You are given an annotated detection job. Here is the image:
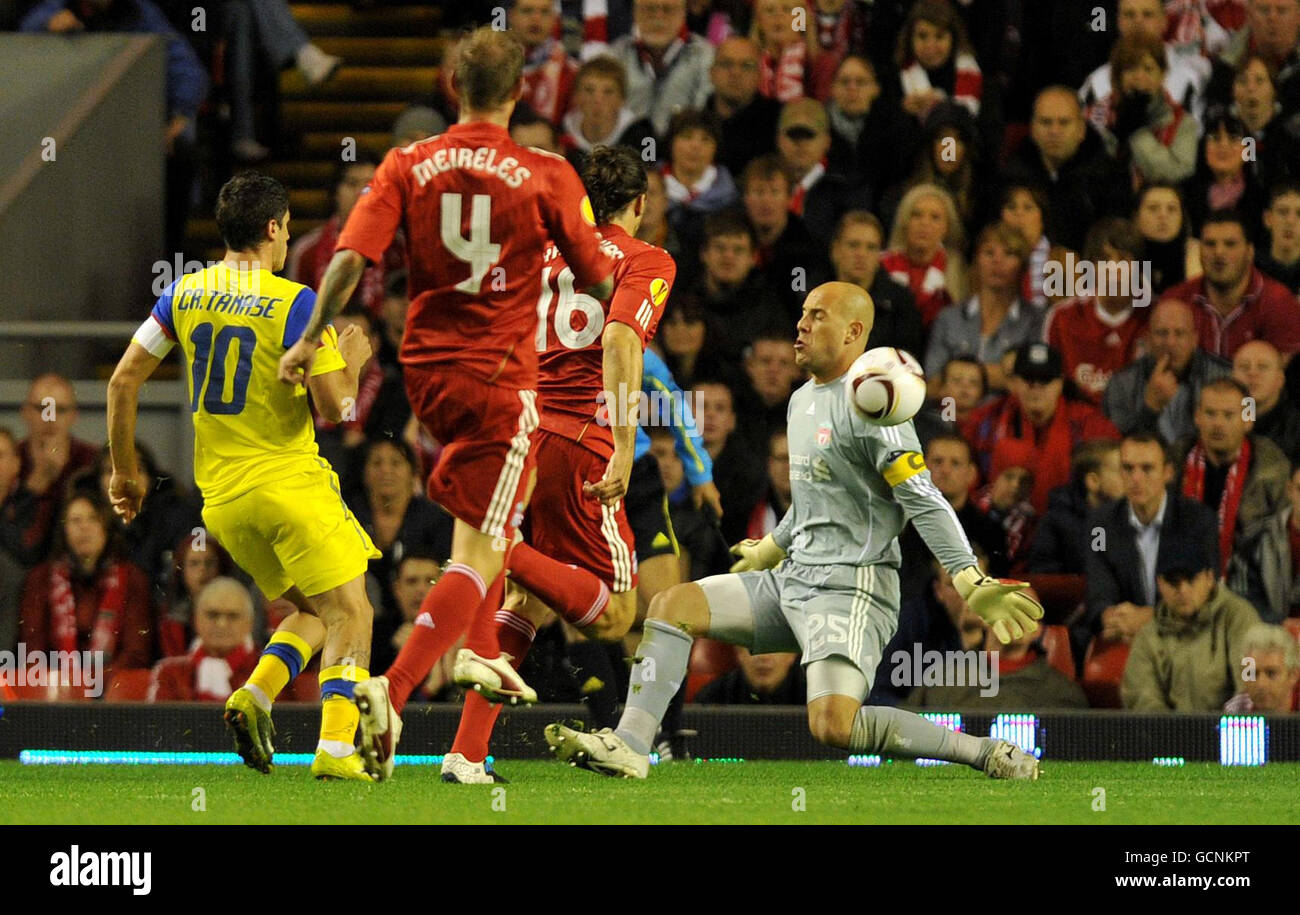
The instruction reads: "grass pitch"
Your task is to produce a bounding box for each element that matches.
[2,759,1298,824]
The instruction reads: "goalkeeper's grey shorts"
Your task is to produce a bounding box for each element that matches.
[698,559,899,700]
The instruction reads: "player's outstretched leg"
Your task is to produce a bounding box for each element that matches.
[545,581,702,778]
[224,599,324,773]
[304,575,375,782]
[808,689,1038,780]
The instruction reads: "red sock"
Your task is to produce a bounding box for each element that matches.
[450,609,537,762]
[507,542,610,627]
[463,570,505,657]
[385,563,486,716]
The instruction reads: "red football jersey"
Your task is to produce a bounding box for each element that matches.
[338,121,613,388]
[536,224,676,459]
[1042,296,1149,404]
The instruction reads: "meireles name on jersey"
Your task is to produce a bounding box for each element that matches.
[0,644,103,698]
[890,644,999,697]
[1042,253,1153,308]
[49,847,151,895]
[595,383,704,431]
[411,146,531,188]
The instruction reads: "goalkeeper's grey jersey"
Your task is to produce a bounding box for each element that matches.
[771,373,977,574]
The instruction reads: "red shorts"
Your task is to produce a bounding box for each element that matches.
[404,366,539,540]
[527,430,637,592]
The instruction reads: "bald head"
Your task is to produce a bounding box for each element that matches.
[194,576,254,657]
[1234,339,1286,412]
[795,282,875,381]
[1031,86,1087,169]
[1148,297,1199,372]
[22,373,78,441]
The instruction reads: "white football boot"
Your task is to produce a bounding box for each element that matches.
[440,752,508,784]
[354,676,403,782]
[981,740,1040,780]
[544,724,649,779]
[453,649,538,705]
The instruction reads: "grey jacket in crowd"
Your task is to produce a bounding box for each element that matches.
[1229,504,1300,624]
[1102,350,1231,443]
[608,33,715,138]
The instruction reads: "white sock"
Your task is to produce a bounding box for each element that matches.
[317,739,354,759]
[241,683,271,713]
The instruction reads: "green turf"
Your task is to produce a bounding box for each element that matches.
[2,759,1299,824]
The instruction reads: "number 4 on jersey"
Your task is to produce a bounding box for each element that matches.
[441,192,501,295]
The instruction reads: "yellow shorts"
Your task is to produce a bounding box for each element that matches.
[202,462,380,600]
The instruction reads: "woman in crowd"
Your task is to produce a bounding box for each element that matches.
[881,100,990,237]
[19,492,152,672]
[825,53,917,205]
[881,183,968,329]
[751,0,835,102]
[1134,183,1202,294]
[157,529,234,658]
[1185,111,1267,237]
[893,0,982,124]
[1231,54,1300,189]
[998,183,1073,312]
[655,297,725,391]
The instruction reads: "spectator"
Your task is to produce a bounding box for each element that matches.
[607,0,715,138]
[157,528,232,658]
[1004,86,1128,252]
[351,438,453,617]
[92,443,200,608]
[694,646,807,704]
[1232,53,1300,190]
[999,183,1073,312]
[925,222,1040,391]
[390,105,447,149]
[1080,0,1210,131]
[1234,340,1300,462]
[893,0,982,123]
[635,170,687,274]
[511,0,578,125]
[1224,623,1300,711]
[1103,298,1232,442]
[828,210,924,359]
[881,100,989,237]
[693,380,766,543]
[647,427,729,581]
[1176,377,1289,576]
[509,108,562,153]
[18,374,98,563]
[1041,217,1153,405]
[919,355,988,441]
[1205,0,1300,119]
[775,97,872,244]
[1259,180,1300,292]
[0,426,37,652]
[1163,209,1300,361]
[1231,465,1300,621]
[560,55,655,171]
[148,577,259,701]
[1164,0,1243,60]
[370,550,445,677]
[1122,548,1260,711]
[662,109,738,246]
[1134,183,1202,295]
[1097,32,1199,191]
[751,0,836,103]
[687,211,789,363]
[286,159,405,320]
[908,601,1088,710]
[963,342,1120,514]
[20,0,210,252]
[655,297,723,390]
[971,439,1038,567]
[741,333,802,441]
[705,36,783,178]
[739,155,828,318]
[1028,439,1125,576]
[881,183,968,329]
[917,434,1009,572]
[1184,113,1267,236]
[1081,433,1220,658]
[19,492,152,671]
[825,54,916,202]
[744,429,793,539]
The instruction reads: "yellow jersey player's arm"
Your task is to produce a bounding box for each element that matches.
[107,340,165,523]
[305,324,363,424]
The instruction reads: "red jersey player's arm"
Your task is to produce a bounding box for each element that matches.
[540,158,614,299]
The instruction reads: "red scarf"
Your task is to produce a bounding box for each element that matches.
[789,159,826,217]
[190,638,258,702]
[759,40,808,102]
[49,559,127,658]
[1182,439,1251,575]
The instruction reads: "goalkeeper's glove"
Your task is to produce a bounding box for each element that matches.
[952,566,1044,644]
[729,534,786,573]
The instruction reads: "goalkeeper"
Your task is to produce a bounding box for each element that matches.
[546,282,1043,780]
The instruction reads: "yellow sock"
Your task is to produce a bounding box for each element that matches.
[247,631,313,702]
[318,664,369,749]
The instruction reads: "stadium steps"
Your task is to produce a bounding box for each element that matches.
[184,1,446,258]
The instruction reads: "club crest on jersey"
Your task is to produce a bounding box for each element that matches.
[580,196,596,226]
[817,424,832,447]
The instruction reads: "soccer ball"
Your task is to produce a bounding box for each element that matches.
[846,347,926,425]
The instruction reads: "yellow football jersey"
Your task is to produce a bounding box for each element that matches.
[133,263,345,506]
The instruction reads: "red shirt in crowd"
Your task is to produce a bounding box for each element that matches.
[339,121,612,389]
[1161,268,1300,361]
[522,40,577,125]
[19,559,152,669]
[537,223,675,459]
[1042,296,1149,404]
[285,215,406,320]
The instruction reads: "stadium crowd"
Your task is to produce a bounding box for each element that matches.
[3,0,1300,717]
